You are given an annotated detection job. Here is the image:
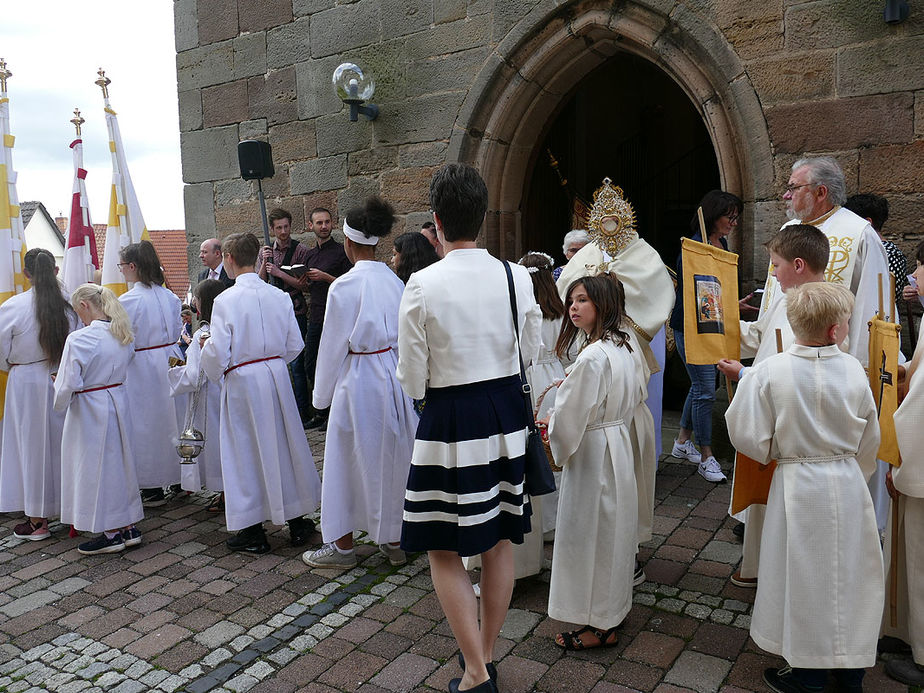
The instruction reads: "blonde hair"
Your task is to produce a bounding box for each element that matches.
[71,284,135,345]
[786,283,854,341]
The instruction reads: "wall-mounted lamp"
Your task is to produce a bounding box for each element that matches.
[332,62,379,122]
[884,0,910,23]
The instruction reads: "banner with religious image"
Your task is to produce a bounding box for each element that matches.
[869,315,901,467]
[681,238,740,365]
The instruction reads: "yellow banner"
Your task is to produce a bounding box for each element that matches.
[869,316,901,466]
[681,237,740,365]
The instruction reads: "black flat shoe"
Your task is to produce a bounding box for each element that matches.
[456,654,497,683]
[287,516,316,547]
[449,677,497,693]
[226,524,270,554]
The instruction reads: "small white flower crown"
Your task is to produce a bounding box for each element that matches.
[520,251,555,273]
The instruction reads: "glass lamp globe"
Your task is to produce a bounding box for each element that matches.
[332,63,375,102]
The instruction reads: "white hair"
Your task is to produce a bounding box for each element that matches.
[562,229,591,253]
[793,156,847,206]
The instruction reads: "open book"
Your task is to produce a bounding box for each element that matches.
[281,264,309,277]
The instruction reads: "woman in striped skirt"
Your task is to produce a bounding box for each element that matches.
[397,164,542,693]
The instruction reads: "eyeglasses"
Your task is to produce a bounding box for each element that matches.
[784,183,812,194]
[116,262,131,268]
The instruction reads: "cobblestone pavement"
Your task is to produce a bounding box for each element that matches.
[0,413,911,693]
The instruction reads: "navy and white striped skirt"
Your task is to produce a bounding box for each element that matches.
[400,374,533,557]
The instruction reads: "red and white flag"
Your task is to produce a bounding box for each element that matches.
[59,137,98,294]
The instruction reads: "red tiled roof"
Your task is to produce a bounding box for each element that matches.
[90,223,188,300]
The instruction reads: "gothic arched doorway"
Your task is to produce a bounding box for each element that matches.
[522,53,720,266]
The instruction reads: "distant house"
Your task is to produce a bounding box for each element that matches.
[21,201,65,267]
[88,224,190,301]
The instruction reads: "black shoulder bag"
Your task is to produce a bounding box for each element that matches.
[503,261,556,497]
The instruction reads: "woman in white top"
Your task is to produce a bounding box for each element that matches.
[397,164,541,693]
[0,249,78,540]
[302,197,417,569]
[118,241,182,506]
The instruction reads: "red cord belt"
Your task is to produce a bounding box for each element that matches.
[348,346,392,355]
[224,355,282,376]
[75,383,122,395]
[135,342,173,352]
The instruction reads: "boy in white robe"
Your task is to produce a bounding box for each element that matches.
[717,225,829,589]
[726,282,883,693]
[882,241,924,686]
[201,233,321,554]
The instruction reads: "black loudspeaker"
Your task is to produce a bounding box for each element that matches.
[238,140,275,180]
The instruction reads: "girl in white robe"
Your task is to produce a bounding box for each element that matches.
[168,279,226,495]
[0,249,78,540]
[118,241,182,501]
[303,198,417,569]
[547,274,646,650]
[200,233,321,553]
[54,284,143,555]
[725,282,882,692]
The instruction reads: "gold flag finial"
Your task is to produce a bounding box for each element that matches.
[95,68,110,99]
[0,58,11,93]
[71,108,85,136]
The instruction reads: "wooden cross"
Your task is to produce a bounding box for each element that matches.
[878,349,893,414]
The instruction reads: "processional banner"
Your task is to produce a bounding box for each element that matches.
[869,315,901,467]
[681,238,740,365]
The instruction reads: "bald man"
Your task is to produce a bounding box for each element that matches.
[198,238,234,287]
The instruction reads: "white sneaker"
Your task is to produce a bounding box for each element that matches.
[698,456,727,483]
[672,438,702,463]
[378,543,407,566]
[302,542,357,568]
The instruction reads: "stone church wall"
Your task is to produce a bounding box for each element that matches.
[175,0,924,284]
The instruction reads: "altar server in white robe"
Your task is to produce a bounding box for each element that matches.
[555,179,673,562]
[717,225,829,589]
[759,156,894,532]
[548,274,647,651]
[0,249,78,540]
[55,284,144,555]
[201,232,320,554]
[117,241,182,505]
[726,282,882,693]
[302,198,416,570]
[168,279,226,494]
[882,241,924,687]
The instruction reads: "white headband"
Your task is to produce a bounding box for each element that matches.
[342,218,379,246]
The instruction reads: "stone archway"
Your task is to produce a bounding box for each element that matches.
[448,0,773,277]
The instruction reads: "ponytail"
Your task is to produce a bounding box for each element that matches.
[71,284,134,345]
[24,248,74,366]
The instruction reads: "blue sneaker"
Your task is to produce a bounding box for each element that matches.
[78,533,125,555]
[122,527,142,548]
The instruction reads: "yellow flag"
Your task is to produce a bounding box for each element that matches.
[869,315,901,466]
[681,237,740,365]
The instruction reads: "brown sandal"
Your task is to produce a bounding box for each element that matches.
[555,625,619,650]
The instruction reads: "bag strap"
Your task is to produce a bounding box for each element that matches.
[503,261,537,430]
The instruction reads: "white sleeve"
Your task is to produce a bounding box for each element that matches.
[53,337,82,412]
[201,302,232,383]
[724,365,775,464]
[548,349,606,465]
[312,282,352,410]
[396,277,429,400]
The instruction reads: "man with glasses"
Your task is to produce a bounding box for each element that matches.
[757,155,893,535]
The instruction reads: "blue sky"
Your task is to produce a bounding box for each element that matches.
[3,2,183,228]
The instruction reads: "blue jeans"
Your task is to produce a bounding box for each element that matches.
[674,329,715,448]
[288,313,310,417]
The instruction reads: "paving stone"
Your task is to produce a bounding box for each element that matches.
[195,621,245,648]
[369,652,437,691]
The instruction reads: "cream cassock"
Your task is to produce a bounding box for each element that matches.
[53,320,143,532]
[730,294,794,580]
[313,261,416,545]
[548,338,647,629]
[200,272,320,531]
[726,344,883,668]
[119,283,182,488]
[884,319,924,663]
[168,325,223,493]
[0,289,78,517]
